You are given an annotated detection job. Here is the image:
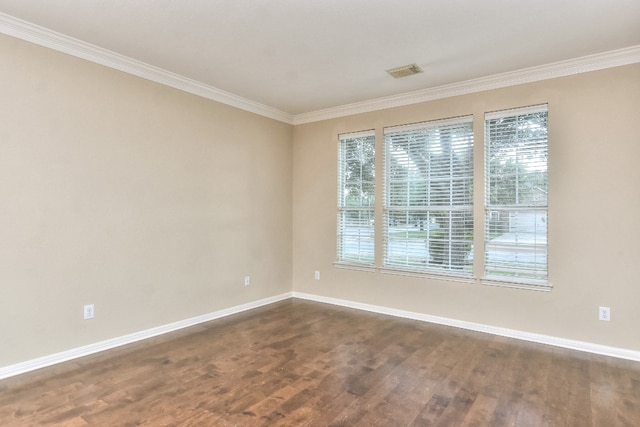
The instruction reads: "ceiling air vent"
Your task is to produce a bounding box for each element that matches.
[386,63,423,79]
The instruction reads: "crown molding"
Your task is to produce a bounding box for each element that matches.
[292,45,640,125]
[0,12,294,124]
[2,12,639,127]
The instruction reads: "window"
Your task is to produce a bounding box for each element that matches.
[336,105,549,290]
[384,117,474,275]
[337,130,375,265]
[485,105,548,285]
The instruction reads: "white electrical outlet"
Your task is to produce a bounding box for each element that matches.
[244,276,251,286]
[599,306,610,321]
[314,270,320,280]
[83,304,95,320]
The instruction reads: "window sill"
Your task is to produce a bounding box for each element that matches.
[332,263,552,292]
[333,262,377,273]
[379,266,475,284]
[481,276,552,292]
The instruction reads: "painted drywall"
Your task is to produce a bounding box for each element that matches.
[0,34,293,366]
[2,27,639,370]
[292,63,640,352]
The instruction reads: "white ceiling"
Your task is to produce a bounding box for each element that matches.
[1,0,640,119]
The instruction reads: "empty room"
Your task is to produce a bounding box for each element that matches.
[1,1,640,425]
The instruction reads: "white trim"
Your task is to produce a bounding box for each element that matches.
[378,267,476,284]
[0,293,292,380]
[481,278,552,292]
[485,103,548,120]
[2,12,639,126]
[293,45,640,125]
[333,262,377,273]
[384,114,474,134]
[3,291,639,380]
[0,12,293,125]
[292,292,640,362]
[338,129,376,141]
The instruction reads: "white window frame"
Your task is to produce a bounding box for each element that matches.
[484,104,549,289]
[336,130,376,266]
[383,116,474,277]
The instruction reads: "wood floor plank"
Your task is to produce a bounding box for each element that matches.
[460,393,498,426]
[1,299,640,426]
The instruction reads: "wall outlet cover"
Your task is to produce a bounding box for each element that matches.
[84,304,95,320]
[599,306,610,321]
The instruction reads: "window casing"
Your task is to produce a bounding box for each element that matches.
[484,105,548,285]
[383,117,474,276]
[337,130,375,265]
[336,106,550,290]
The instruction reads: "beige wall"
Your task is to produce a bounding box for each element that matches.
[292,63,640,351]
[0,34,293,366]
[2,29,640,369]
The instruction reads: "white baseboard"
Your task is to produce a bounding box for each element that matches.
[293,292,640,362]
[0,292,293,380]
[3,291,638,380]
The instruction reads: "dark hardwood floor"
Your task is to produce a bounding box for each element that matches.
[1,298,640,426]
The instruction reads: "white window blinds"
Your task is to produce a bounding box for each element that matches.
[485,105,548,284]
[337,130,375,265]
[384,116,474,275]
